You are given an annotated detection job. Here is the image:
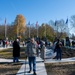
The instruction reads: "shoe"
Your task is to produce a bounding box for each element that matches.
[28,70,31,73]
[33,72,37,75]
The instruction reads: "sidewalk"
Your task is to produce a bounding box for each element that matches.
[16,57,75,75]
[16,57,47,75]
[0,57,75,75]
[45,57,75,63]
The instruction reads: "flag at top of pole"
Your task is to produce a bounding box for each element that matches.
[28,21,30,25]
[5,18,6,24]
[65,18,68,24]
[36,21,38,27]
[55,20,57,26]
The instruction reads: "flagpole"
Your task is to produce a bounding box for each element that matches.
[37,27,38,37]
[5,18,7,38]
[57,24,58,38]
[55,20,58,38]
[29,25,30,38]
[28,21,30,38]
[17,19,19,37]
[45,23,46,37]
[36,21,38,37]
[65,18,69,37]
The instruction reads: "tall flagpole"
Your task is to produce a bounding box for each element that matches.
[28,21,30,38]
[65,18,69,37]
[17,19,19,37]
[55,20,58,38]
[44,23,46,37]
[45,25,46,37]
[29,25,30,38]
[5,18,7,38]
[36,21,38,37]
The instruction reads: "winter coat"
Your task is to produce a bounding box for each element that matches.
[40,45,46,59]
[13,41,20,57]
[25,42,37,57]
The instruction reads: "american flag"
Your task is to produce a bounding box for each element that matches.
[28,21,30,25]
[55,20,58,26]
[36,21,38,27]
[65,18,68,24]
[5,18,6,24]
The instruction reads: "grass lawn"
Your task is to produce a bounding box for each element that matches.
[0,47,27,59]
[0,47,26,75]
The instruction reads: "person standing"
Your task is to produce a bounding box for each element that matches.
[40,41,46,61]
[25,37,37,75]
[55,39,62,60]
[13,38,20,62]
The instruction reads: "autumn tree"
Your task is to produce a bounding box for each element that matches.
[13,14,26,38]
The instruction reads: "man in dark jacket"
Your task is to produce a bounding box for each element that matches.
[55,39,62,60]
[13,39,20,62]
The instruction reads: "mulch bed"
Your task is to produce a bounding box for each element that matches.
[62,47,75,58]
[45,62,75,75]
[45,47,75,75]
[0,62,22,75]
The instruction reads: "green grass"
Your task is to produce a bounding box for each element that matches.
[0,47,27,59]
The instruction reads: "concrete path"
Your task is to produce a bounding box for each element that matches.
[0,57,75,75]
[16,57,47,75]
[45,57,75,63]
[0,46,12,51]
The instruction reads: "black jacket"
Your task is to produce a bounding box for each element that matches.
[13,41,20,57]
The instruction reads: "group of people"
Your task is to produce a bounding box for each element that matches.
[12,37,62,75]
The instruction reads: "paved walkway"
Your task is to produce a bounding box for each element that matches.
[16,57,47,75]
[0,57,75,75]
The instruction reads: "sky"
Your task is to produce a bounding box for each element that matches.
[0,0,75,34]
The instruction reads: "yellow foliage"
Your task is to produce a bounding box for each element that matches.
[13,14,26,36]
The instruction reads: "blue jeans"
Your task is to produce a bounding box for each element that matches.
[13,57,19,62]
[56,48,62,60]
[28,57,36,72]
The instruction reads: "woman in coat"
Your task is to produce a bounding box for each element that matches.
[13,39,20,62]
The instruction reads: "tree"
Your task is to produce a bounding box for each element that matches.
[70,15,75,34]
[49,19,68,38]
[13,14,26,38]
